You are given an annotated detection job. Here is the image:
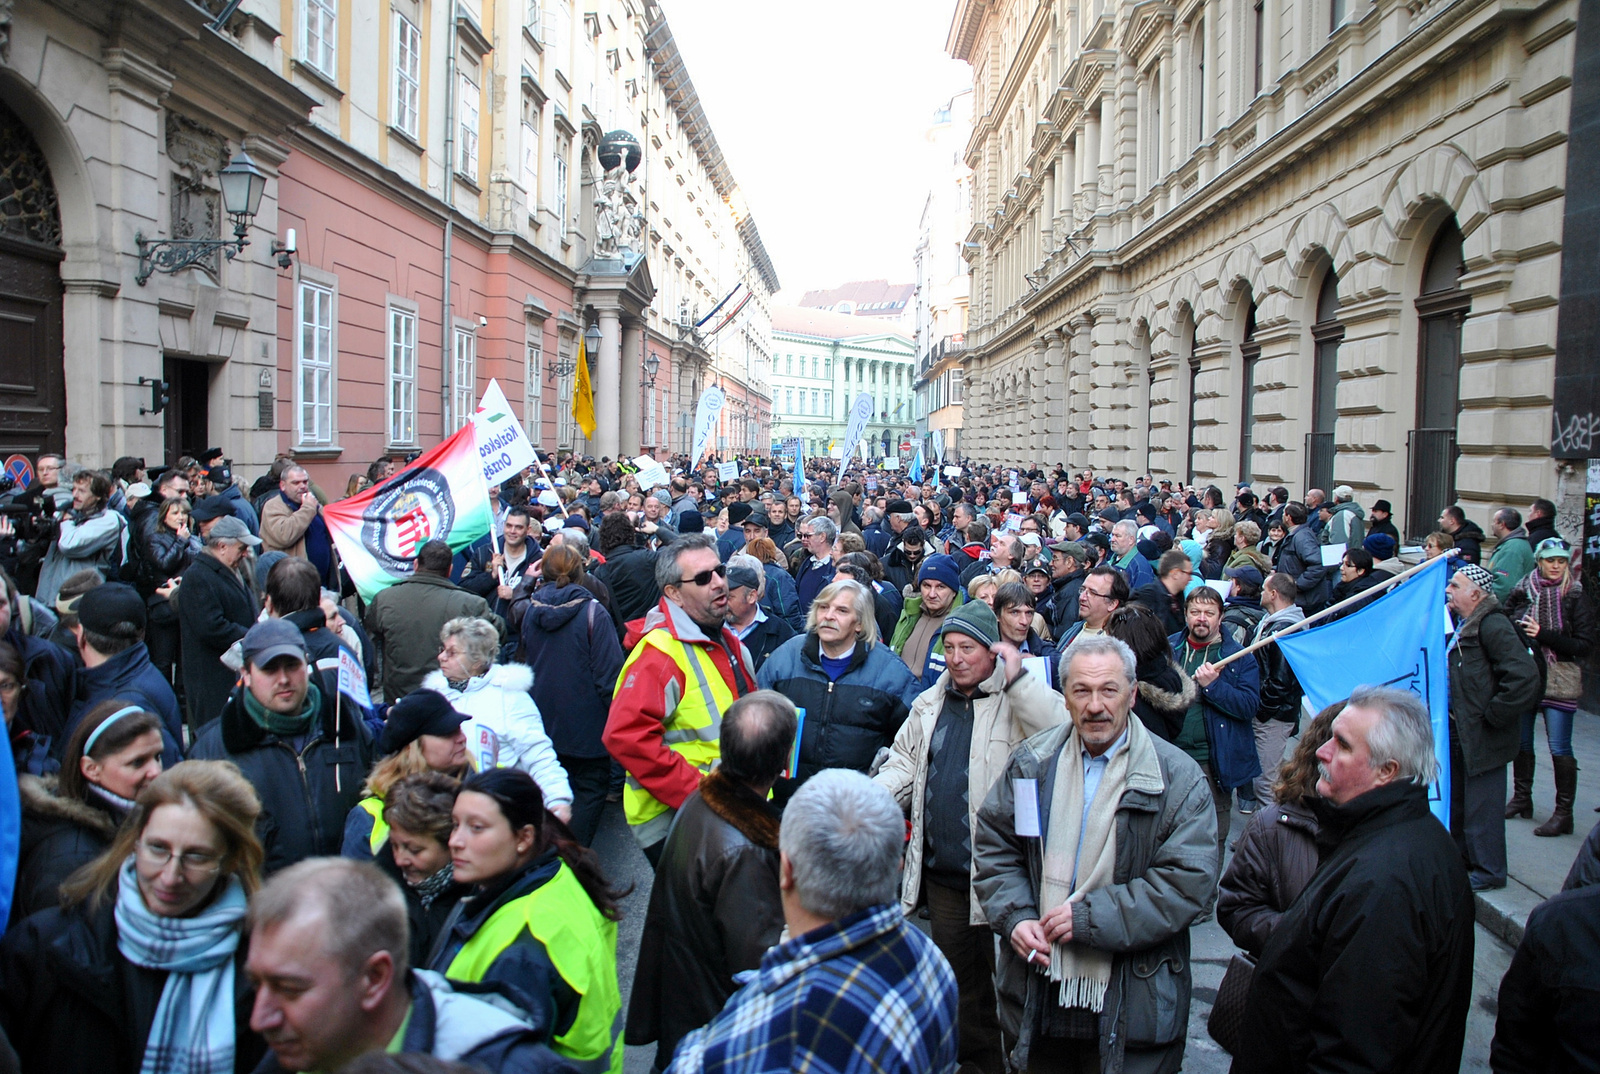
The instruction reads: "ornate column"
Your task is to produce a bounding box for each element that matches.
[620,317,641,457]
[1044,329,1068,461]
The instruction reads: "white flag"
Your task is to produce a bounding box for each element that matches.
[691,386,726,464]
[473,379,537,486]
[843,392,874,460]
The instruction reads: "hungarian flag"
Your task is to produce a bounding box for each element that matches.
[573,336,596,441]
[324,424,493,601]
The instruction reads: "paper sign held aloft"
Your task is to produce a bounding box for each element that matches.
[1320,542,1347,567]
[634,455,669,489]
[473,379,538,486]
[881,457,900,470]
[337,648,371,709]
[1011,490,1027,505]
[716,461,739,483]
[1204,579,1233,600]
[944,465,962,477]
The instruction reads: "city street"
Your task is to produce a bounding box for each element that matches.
[593,794,1520,1074]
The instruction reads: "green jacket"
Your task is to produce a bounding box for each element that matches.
[889,590,966,684]
[1489,530,1536,602]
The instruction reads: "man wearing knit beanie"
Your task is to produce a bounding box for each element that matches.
[889,553,967,687]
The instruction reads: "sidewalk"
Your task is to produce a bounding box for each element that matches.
[1473,707,1600,947]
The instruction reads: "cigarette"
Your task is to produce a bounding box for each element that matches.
[1027,950,1042,965]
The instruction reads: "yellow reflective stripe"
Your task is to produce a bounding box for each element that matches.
[359,797,389,853]
[617,630,733,828]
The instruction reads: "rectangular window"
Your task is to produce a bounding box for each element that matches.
[785,389,793,413]
[785,355,793,375]
[644,385,657,447]
[296,280,335,446]
[458,70,480,177]
[303,0,337,78]
[553,137,569,232]
[387,306,417,445]
[525,332,543,446]
[393,13,421,138]
[812,357,819,378]
[521,120,540,212]
[453,327,476,429]
[824,357,832,379]
[823,390,832,415]
[950,368,964,404]
[556,335,576,447]
[526,0,541,30]
[811,390,819,415]
[1253,0,1265,96]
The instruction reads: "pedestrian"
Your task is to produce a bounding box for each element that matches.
[259,465,335,585]
[1503,537,1592,836]
[366,540,503,702]
[0,761,267,1074]
[875,603,1066,1074]
[1056,563,1128,648]
[1040,539,1089,639]
[463,505,540,622]
[1367,498,1400,544]
[1490,870,1600,1072]
[723,554,795,671]
[423,616,572,822]
[35,469,127,606]
[593,512,661,643]
[1276,502,1333,611]
[1250,572,1306,802]
[742,536,803,632]
[1487,507,1536,602]
[604,533,757,865]
[246,857,570,1074]
[516,542,624,844]
[430,768,625,1074]
[11,701,165,920]
[667,769,960,1074]
[888,553,966,686]
[63,582,183,754]
[972,635,1219,1074]
[342,688,470,859]
[1445,563,1543,889]
[758,579,920,802]
[1170,586,1261,839]
[1109,519,1155,590]
[993,581,1059,689]
[189,619,373,873]
[627,691,796,1069]
[1439,504,1485,564]
[134,495,198,681]
[1232,688,1474,1074]
[793,516,837,615]
[1132,548,1192,636]
[1321,485,1366,548]
[1104,604,1195,743]
[177,517,261,734]
[380,772,472,971]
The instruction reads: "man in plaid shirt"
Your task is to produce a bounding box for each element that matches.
[667,769,959,1074]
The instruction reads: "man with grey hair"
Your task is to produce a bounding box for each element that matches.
[260,465,335,588]
[1109,518,1155,590]
[605,533,758,865]
[1234,686,1475,1074]
[793,514,838,615]
[668,769,960,1074]
[974,634,1218,1073]
[247,857,570,1073]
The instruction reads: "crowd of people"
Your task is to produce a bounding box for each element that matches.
[0,445,1596,1073]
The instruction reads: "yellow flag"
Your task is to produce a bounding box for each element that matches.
[572,336,596,440]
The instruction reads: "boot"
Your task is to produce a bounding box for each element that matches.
[1534,756,1578,837]
[1505,751,1535,819]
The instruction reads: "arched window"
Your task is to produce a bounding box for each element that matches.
[1307,270,1342,493]
[1239,301,1259,482]
[1185,324,1200,484]
[1408,220,1467,538]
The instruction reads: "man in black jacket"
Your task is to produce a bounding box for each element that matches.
[592,512,660,642]
[625,691,795,1067]
[177,517,260,733]
[1234,686,1474,1074]
[1041,540,1089,639]
[1439,504,1485,564]
[1275,502,1332,611]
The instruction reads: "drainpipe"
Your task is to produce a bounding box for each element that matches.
[440,5,458,431]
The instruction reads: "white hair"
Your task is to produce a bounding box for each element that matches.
[1112,519,1139,541]
[779,769,903,920]
[1348,685,1438,785]
[805,516,838,544]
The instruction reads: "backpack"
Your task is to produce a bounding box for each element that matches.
[1222,603,1267,649]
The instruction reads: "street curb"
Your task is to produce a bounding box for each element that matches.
[1472,879,1543,949]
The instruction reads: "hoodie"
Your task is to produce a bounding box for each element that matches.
[1323,500,1366,548]
[518,583,625,759]
[423,664,573,807]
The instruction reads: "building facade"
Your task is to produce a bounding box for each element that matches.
[770,306,916,460]
[798,280,916,332]
[949,0,1577,537]
[912,89,974,462]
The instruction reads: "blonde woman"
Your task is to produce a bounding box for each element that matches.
[341,688,472,859]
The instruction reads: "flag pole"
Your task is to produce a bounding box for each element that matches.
[1211,551,1456,670]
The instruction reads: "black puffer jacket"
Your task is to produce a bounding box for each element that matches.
[1217,797,1320,958]
[1277,525,1332,610]
[1447,595,1543,776]
[1489,882,1600,1073]
[2,624,75,749]
[138,528,197,597]
[625,772,785,1063]
[1132,659,1196,743]
[1503,576,1595,702]
[1234,782,1474,1074]
[757,633,922,803]
[11,775,121,923]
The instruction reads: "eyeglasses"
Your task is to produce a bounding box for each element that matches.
[137,840,224,877]
[1082,588,1114,601]
[677,563,727,587]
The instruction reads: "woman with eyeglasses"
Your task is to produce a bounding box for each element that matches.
[12,700,165,922]
[0,760,267,1074]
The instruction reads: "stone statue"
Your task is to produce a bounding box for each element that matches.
[593,163,643,259]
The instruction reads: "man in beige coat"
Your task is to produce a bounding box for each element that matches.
[260,464,321,559]
[874,599,1067,1074]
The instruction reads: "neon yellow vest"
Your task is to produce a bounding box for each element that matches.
[358,797,390,854]
[616,629,733,831]
[445,862,622,1074]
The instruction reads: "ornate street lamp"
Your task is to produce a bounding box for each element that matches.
[641,352,661,389]
[136,149,270,285]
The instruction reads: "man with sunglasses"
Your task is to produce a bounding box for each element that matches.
[604,533,758,867]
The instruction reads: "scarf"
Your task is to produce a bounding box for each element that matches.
[1519,572,1578,666]
[88,782,138,816]
[412,864,456,910]
[241,680,321,736]
[1039,716,1160,1011]
[114,857,247,1074]
[281,490,335,584]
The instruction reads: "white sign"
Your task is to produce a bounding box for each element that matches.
[881,457,901,470]
[716,461,739,483]
[1012,778,1041,838]
[1011,490,1027,505]
[633,455,669,490]
[944,465,963,478]
[336,647,371,709]
[472,379,537,486]
[691,386,726,464]
[842,392,874,460]
[1320,542,1348,567]
[1203,578,1233,600]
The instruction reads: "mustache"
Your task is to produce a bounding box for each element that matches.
[1318,762,1332,784]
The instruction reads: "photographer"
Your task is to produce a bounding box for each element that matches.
[36,470,127,605]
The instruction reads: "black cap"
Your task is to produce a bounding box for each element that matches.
[1065,513,1088,529]
[1224,565,1264,587]
[727,502,753,526]
[77,583,146,634]
[743,510,771,530]
[205,464,232,485]
[190,495,228,522]
[201,447,225,464]
[886,499,913,514]
[1372,499,1393,514]
[380,689,468,754]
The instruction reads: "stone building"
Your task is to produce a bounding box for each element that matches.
[770,306,916,460]
[948,0,1577,537]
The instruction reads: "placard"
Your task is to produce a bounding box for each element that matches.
[1319,542,1347,567]
[633,454,669,490]
[944,465,962,478]
[1013,778,1041,838]
[865,477,879,491]
[1011,490,1027,505]
[881,457,900,470]
[716,461,739,483]
[1203,578,1233,600]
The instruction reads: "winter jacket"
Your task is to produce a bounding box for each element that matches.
[1488,528,1537,602]
[861,577,903,645]
[1134,581,1186,635]
[1504,577,1595,702]
[518,584,625,760]
[1115,547,1155,591]
[1216,797,1320,958]
[11,775,120,923]
[177,551,257,731]
[1169,630,1262,790]
[881,543,925,597]
[625,773,785,1062]
[1252,605,1305,724]
[2,624,75,749]
[375,849,469,972]
[67,642,183,752]
[1220,597,1267,649]
[1277,524,1332,610]
[189,682,373,874]
[1043,568,1086,639]
[259,490,320,559]
[0,884,265,1074]
[1451,518,1486,565]
[874,659,1067,924]
[212,482,260,536]
[1490,883,1600,1074]
[134,527,198,598]
[1233,782,1474,1074]
[830,490,860,536]
[1322,500,1366,548]
[507,568,613,637]
[1132,660,1197,743]
[423,665,572,805]
[972,721,1218,1074]
[1447,595,1542,776]
[1225,547,1274,575]
[366,572,503,701]
[759,633,921,802]
[757,561,804,632]
[794,554,836,615]
[593,542,660,643]
[36,508,127,605]
[733,610,794,672]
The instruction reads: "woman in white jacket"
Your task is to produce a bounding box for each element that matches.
[422,615,574,822]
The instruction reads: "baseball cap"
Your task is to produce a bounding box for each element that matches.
[726,565,762,591]
[1535,537,1572,560]
[380,689,468,754]
[743,510,771,530]
[205,464,232,485]
[1223,565,1264,587]
[77,583,147,634]
[240,619,308,668]
[208,515,261,546]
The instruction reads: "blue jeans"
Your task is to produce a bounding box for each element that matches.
[1519,705,1575,756]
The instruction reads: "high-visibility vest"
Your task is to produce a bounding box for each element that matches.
[357,796,389,854]
[445,862,622,1074]
[617,629,735,833]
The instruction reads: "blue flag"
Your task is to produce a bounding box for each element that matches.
[0,736,17,936]
[1275,555,1452,825]
[908,441,924,484]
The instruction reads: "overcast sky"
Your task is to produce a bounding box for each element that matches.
[656,0,971,302]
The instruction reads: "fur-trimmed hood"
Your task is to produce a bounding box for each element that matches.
[423,662,533,696]
[1138,661,1198,713]
[18,773,120,838]
[698,769,781,850]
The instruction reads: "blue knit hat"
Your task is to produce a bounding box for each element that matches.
[917,553,962,594]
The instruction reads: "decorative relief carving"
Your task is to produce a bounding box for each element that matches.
[166,113,227,276]
[0,98,62,249]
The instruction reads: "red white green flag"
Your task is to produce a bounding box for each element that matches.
[324,424,493,601]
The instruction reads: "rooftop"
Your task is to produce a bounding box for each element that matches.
[797,280,915,317]
[771,305,912,344]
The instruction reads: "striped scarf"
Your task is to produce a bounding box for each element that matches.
[114,858,246,1074]
[412,863,456,910]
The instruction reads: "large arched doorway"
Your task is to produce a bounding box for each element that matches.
[1406,220,1467,538]
[0,97,65,458]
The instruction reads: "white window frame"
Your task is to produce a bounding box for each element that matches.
[295,275,337,447]
[387,301,418,447]
[525,327,544,446]
[393,12,421,138]
[458,69,480,177]
[553,136,569,231]
[453,325,477,429]
[303,0,338,79]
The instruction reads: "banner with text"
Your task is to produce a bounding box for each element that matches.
[842,392,874,460]
[473,378,537,486]
[691,385,726,465]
